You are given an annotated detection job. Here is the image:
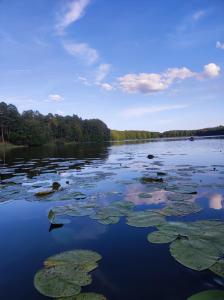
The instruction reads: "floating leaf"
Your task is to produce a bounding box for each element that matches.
[48,209,70,225]
[34,268,81,298]
[126,210,165,228]
[44,250,102,267]
[210,259,224,277]
[147,220,224,272]
[187,290,224,300]
[141,177,164,183]
[35,189,54,197]
[47,264,93,286]
[34,250,102,299]
[147,231,177,244]
[170,238,220,271]
[138,193,152,199]
[58,292,107,300]
[161,201,201,216]
[97,216,120,225]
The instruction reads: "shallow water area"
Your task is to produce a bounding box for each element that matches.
[0,138,224,300]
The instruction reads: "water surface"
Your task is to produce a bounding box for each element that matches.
[0,138,224,300]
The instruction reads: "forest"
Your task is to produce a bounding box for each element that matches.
[1,102,224,146]
[0,102,110,146]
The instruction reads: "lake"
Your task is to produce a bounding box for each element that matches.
[0,137,224,300]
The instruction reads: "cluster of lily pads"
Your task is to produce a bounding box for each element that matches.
[34,249,107,300]
[48,200,135,226]
[147,220,224,276]
[47,187,202,228]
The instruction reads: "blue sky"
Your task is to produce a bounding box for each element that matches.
[0,0,224,131]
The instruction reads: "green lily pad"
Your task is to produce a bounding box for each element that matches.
[147,231,177,243]
[35,189,54,197]
[48,264,95,286]
[58,292,107,300]
[187,290,224,300]
[34,268,81,298]
[34,250,102,298]
[210,259,224,277]
[141,177,164,183]
[161,201,201,216]
[44,250,102,267]
[48,209,70,225]
[97,216,120,225]
[148,220,224,271]
[170,238,220,271]
[138,193,152,199]
[126,210,165,228]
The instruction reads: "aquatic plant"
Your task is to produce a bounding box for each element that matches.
[147,220,224,272]
[34,250,106,299]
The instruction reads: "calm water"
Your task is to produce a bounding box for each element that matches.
[0,138,224,300]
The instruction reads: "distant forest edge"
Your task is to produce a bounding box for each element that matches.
[0,102,110,146]
[111,126,224,140]
[1,102,224,146]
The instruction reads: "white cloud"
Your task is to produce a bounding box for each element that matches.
[56,0,91,34]
[118,63,221,94]
[121,104,189,118]
[95,64,112,82]
[216,41,224,50]
[202,63,221,78]
[99,83,114,91]
[77,76,91,86]
[76,64,113,90]
[63,42,99,65]
[192,10,206,21]
[48,94,64,102]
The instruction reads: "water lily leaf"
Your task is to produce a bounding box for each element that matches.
[58,292,107,300]
[34,268,81,298]
[35,189,54,197]
[60,192,87,201]
[170,238,220,271]
[110,200,134,214]
[48,209,70,225]
[97,216,120,225]
[44,250,102,267]
[156,221,200,237]
[187,290,224,300]
[126,210,165,228]
[161,201,201,216]
[210,259,224,277]
[138,193,152,199]
[47,264,92,286]
[147,230,177,244]
[141,177,164,183]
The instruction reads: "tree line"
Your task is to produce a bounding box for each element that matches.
[0,102,110,146]
[1,102,224,146]
[111,127,224,140]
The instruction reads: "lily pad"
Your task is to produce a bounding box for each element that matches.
[34,250,102,298]
[141,177,164,183]
[147,220,224,271]
[187,290,224,300]
[126,210,165,228]
[161,201,201,216]
[35,189,54,197]
[210,259,224,277]
[58,292,107,300]
[48,209,70,225]
[170,238,220,271]
[147,231,177,244]
[44,250,102,267]
[34,268,81,298]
